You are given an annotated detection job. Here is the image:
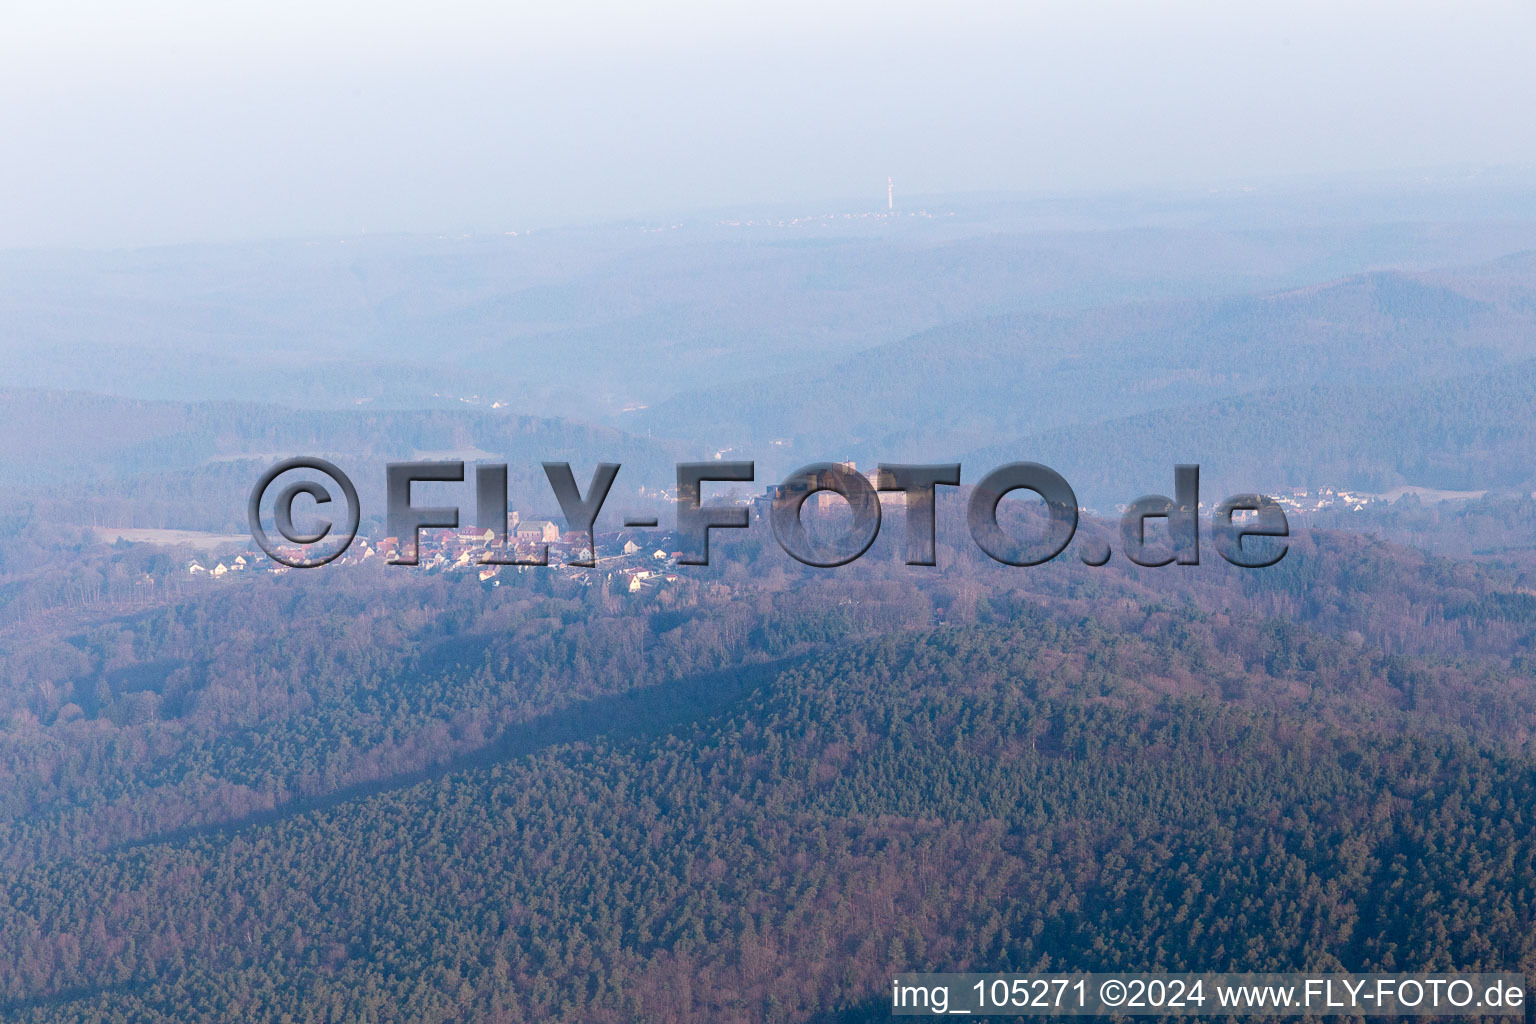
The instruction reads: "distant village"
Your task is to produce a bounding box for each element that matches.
[1271,486,1374,515]
[190,512,686,594]
[193,466,917,589]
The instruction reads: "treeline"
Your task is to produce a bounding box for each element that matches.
[1,522,1535,867]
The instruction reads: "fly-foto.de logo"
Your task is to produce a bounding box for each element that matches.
[248,459,1289,570]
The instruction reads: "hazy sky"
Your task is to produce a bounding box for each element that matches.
[5,0,1536,248]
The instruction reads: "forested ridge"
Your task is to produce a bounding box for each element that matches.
[2,623,1535,1021]
[2,524,1535,862]
[0,519,1533,1020]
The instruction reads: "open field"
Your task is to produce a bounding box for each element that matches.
[94,527,250,551]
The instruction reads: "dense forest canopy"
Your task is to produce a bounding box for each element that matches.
[0,511,1532,1020]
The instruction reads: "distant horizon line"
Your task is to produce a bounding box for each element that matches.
[6,160,1536,256]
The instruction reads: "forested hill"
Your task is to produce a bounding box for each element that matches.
[0,520,1534,1020]
[2,523,1534,870]
[967,352,1536,506]
[633,256,1536,469]
[0,388,681,532]
[0,388,681,481]
[4,618,1536,1022]
[8,213,1534,418]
